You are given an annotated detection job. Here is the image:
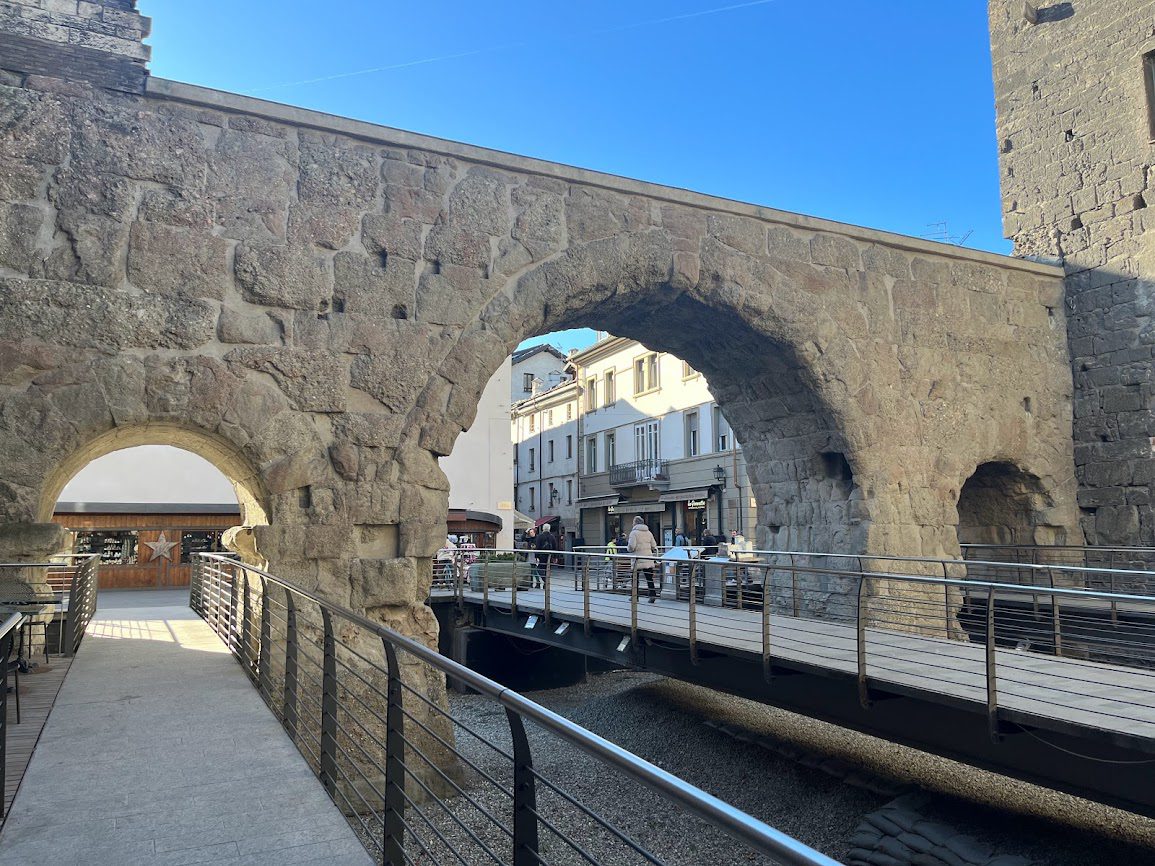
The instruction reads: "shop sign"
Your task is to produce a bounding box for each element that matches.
[685,498,707,510]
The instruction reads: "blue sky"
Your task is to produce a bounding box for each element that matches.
[143,0,1007,354]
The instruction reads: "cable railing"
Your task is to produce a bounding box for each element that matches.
[438,548,1155,748]
[191,553,840,866]
[961,544,1155,593]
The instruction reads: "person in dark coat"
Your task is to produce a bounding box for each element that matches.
[532,523,557,588]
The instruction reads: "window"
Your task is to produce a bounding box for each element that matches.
[548,439,555,463]
[528,414,535,433]
[74,530,139,565]
[713,405,731,452]
[682,360,697,379]
[529,447,535,471]
[685,410,700,457]
[566,479,573,505]
[529,487,536,511]
[604,370,616,405]
[180,530,225,564]
[585,377,597,412]
[1146,51,1155,139]
[605,431,616,468]
[635,421,660,462]
[566,435,573,459]
[586,436,598,473]
[634,353,659,394]
[523,372,534,393]
[548,483,556,506]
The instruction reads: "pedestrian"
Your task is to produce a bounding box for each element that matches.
[627,516,660,603]
[701,531,718,558]
[673,527,688,547]
[532,522,557,588]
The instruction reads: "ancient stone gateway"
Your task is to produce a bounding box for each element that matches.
[0,2,1082,636]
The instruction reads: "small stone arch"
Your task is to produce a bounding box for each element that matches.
[954,460,1065,548]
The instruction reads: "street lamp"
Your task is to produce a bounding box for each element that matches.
[549,488,561,506]
[712,465,726,537]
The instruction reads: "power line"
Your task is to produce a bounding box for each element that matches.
[248,0,782,93]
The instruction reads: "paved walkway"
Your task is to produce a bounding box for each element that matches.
[0,590,371,865]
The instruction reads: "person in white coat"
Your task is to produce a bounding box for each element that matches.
[627,516,660,602]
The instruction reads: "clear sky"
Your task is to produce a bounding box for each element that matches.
[69,2,1008,504]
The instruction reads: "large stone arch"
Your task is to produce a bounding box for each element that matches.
[0,57,1082,634]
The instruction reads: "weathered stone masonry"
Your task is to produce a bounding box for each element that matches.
[990,0,1155,543]
[0,1,1080,631]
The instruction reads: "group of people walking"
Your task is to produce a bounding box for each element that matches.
[519,522,559,588]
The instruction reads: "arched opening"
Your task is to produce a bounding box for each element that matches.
[41,425,270,586]
[955,461,1062,548]
[499,330,764,557]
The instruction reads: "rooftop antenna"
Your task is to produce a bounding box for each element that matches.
[922,220,974,247]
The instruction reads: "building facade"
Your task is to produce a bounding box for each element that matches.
[53,503,240,589]
[990,1,1155,544]
[571,337,758,547]
[511,379,581,548]
[439,359,516,549]
[510,344,570,403]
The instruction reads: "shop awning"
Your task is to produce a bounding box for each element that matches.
[610,502,665,514]
[577,496,620,510]
[513,510,534,529]
[534,514,560,529]
[659,488,710,503]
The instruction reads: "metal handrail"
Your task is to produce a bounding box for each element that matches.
[191,553,840,866]
[441,546,1155,751]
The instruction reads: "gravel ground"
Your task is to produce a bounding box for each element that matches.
[349,669,1155,865]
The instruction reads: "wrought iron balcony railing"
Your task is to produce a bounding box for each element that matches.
[609,458,669,487]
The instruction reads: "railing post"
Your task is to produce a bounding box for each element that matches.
[258,576,272,700]
[282,588,298,740]
[483,556,490,616]
[985,584,1001,742]
[762,566,772,683]
[544,555,552,626]
[1048,567,1063,657]
[0,626,12,799]
[381,639,406,866]
[630,557,639,643]
[505,708,541,866]
[856,575,871,709]
[240,570,253,676]
[582,556,591,637]
[228,562,242,654]
[688,561,698,665]
[319,608,339,797]
[456,551,465,614]
[511,552,519,619]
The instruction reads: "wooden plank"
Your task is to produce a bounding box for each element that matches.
[2,657,73,821]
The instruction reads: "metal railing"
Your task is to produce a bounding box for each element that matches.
[437,548,1155,745]
[0,611,25,814]
[56,555,99,657]
[190,553,839,866]
[609,459,669,486]
[962,544,1155,592]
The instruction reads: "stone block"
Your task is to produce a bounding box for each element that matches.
[235,243,332,311]
[218,307,281,345]
[127,221,230,299]
[352,557,419,608]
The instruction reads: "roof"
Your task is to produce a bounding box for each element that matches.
[512,343,566,365]
[54,502,241,515]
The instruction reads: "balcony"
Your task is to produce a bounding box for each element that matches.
[609,458,670,488]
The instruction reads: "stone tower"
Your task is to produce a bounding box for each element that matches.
[0,0,150,93]
[990,1,1155,544]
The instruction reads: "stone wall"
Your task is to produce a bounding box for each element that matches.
[0,5,1083,631]
[0,0,149,93]
[989,0,1155,544]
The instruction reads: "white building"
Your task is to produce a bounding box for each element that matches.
[510,379,581,549]
[439,358,516,549]
[572,336,757,547]
[510,344,569,403]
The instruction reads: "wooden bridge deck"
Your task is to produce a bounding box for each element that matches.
[441,585,1155,747]
[3,657,73,822]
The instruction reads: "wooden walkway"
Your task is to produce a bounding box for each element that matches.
[3,657,73,821]
[448,585,1155,746]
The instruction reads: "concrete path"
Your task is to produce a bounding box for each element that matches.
[0,590,372,865]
